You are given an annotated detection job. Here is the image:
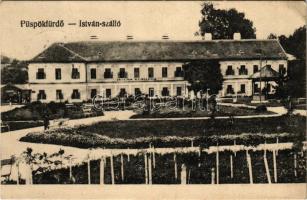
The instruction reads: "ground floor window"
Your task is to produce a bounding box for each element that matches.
[119,88,126,97]
[149,88,154,97]
[106,89,111,98]
[226,85,234,94]
[71,89,80,99]
[56,90,63,100]
[37,90,46,100]
[239,84,246,93]
[161,87,169,96]
[134,88,141,96]
[176,87,182,96]
[91,89,97,98]
[254,83,259,93]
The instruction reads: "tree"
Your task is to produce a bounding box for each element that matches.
[197,3,256,39]
[267,33,278,39]
[1,60,28,84]
[182,60,223,94]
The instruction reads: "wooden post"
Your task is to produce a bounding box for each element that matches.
[69,157,73,181]
[174,154,178,180]
[16,162,20,185]
[211,168,215,184]
[234,140,237,157]
[230,154,233,179]
[100,157,105,185]
[148,152,152,184]
[216,149,219,184]
[120,153,124,182]
[180,164,187,184]
[273,150,277,183]
[110,155,115,184]
[152,146,156,169]
[87,158,91,184]
[263,154,271,184]
[127,148,130,162]
[144,153,148,184]
[294,153,297,177]
[246,151,253,184]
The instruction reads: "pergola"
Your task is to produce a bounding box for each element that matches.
[250,65,279,100]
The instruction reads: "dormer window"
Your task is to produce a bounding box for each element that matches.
[36,68,46,79]
[71,68,80,79]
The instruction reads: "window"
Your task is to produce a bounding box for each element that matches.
[71,68,80,79]
[118,68,127,78]
[254,83,260,93]
[239,65,248,75]
[148,67,154,78]
[279,64,286,74]
[36,68,46,79]
[71,89,80,99]
[134,88,141,96]
[91,89,97,98]
[174,67,183,77]
[253,65,259,73]
[240,84,246,93]
[176,87,182,96]
[104,68,113,78]
[106,89,112,98]
[161,87,169,96]
[134,68,140,78]
[162,67,168,78]
[56,90,63,100]
[226,85,234,94]
[55,68,61,80]
[90,68,96,79]
[119,88,126,97]
[149,88,154,97]
[226,65,234,76]
[37,90,46,100]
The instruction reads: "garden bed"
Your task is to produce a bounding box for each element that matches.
[20,115,305,149]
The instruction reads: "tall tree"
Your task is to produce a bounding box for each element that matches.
[182,60,223,94]
[1,59,28,84]
[197,3,256,39]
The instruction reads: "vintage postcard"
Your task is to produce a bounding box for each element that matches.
[0,0,306,199]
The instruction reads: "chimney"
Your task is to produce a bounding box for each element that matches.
[233,32,241,40]
[204,33,212,40]
[127,35,133,40]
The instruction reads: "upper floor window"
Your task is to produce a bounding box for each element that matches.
[134,68,140,78]
[56,90,63,100]
[226,65,234,76]
[71,68,80,79]
[239,65,248,75]
[279,64,286,74]
[90,68,96,79]
[148,67,154,78]
[55,68,61,80]
[36,68,46,79]
[71,89,80,99]
[37,90,46,100]
[118,68,127,78]
[253,65,259,73]
[161,87,169,96]
[174,67,184,77]
[162,67,168,78]
[104,68,113,79]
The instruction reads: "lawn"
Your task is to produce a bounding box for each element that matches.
[20,115,306,149]
[130,105,273,119]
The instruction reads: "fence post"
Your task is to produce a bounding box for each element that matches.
[87,158,91,184]
[230,154,233,179]
[234,140,237,157]
[148,152,152,184]
[144,153,148,184]
[69,157,73,181]
[127,148,130,162]
[263,154,271,184]
[273,150,277,183]
[246,150,253,184]
[16,162,20,185]
[110,154,115,184]
[152,146,156,169]
[180,164,187,185]
[174,153,178,180]
[100,157,105,185]
[294,153,297,177]
[216,148,219,184]
[211,168,215,184]
[120,153,124,182]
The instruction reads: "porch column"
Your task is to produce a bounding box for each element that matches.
[171,84,174,96]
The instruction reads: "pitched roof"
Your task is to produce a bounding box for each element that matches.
[30,40,288,63]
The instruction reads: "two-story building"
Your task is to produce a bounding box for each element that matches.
[27,35,288,103]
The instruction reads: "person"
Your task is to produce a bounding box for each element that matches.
[43,113,49,130]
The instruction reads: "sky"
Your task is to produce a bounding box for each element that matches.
[0,1,306,60]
